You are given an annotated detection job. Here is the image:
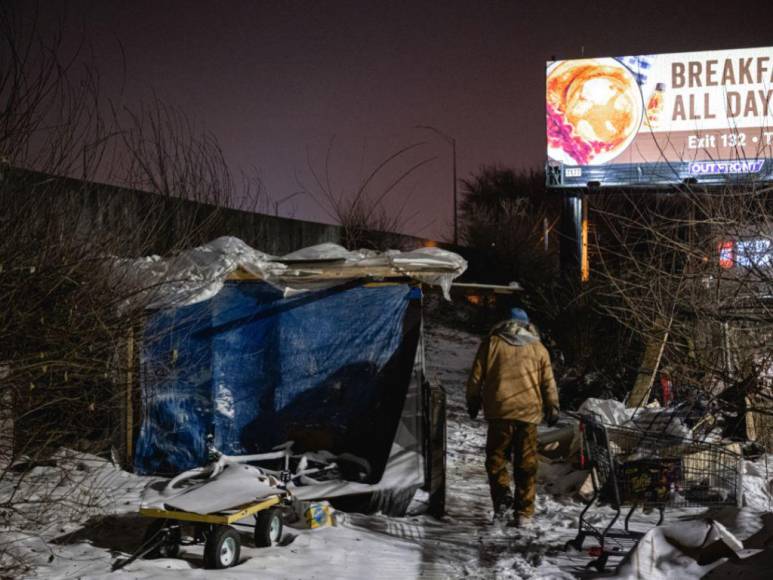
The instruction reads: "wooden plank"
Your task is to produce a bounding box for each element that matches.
[225,264,458,282]
[139,495,282,524]
[450,282,522,293]
[126,328,134,465]
[219,495,282,523]
[0,366,11,470]
[627,319,670,408]
[428,381,447,517]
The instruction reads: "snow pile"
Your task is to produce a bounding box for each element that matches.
[743,457,773,511]
[113,237,467,308]
[0,449,152,575]
[0,449,149,526]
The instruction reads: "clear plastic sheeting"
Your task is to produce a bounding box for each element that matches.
[281,243,375,262]
[577,397,692,438]
[570,397,695,457]
[114,237,466,309]
[577,398,636,427]
[390,247,468,299]
[112,236,285,310]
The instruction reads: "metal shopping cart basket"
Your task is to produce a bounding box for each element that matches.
[565,412,743,572]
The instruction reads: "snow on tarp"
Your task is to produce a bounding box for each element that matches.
[611,518,762,580]
[133,279,423,486]
[161,464,280,514]
[113,237,467,309]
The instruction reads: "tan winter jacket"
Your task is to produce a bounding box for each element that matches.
[466,321,559,424]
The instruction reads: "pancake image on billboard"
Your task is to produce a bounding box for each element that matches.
[547,58,643,166]
[546,47,773,187]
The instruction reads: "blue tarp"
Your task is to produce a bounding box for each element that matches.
[134,280,421,477]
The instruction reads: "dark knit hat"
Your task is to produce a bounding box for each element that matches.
[509,307,529,323]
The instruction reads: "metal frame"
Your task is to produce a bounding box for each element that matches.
[567,414,743,572]
[113,494,288,571]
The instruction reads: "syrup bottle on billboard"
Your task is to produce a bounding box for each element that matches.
[645,83,666,129]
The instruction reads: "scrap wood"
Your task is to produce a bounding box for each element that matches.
[627,317,671,409]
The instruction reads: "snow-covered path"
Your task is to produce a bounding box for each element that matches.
[340,321,584,579]
[4,319,772,579]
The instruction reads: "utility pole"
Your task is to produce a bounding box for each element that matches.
[415,125,458,245]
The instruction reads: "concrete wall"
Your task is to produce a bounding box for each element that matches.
[2,167,429,256]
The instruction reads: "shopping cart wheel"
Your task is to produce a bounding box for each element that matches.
[564,536,584,551]
[586,554,608,572]
[255,508,283,547]
[204,525,241,569]
[143,520,181,559]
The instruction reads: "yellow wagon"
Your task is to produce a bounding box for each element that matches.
[114,492,291,570]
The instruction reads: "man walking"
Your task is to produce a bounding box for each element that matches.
[466,308,559,527]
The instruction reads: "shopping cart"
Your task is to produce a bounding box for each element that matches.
[565,412,743,571]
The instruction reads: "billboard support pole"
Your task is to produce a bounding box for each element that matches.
[559,190,584,281]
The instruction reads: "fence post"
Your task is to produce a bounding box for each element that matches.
[124,327,134,469]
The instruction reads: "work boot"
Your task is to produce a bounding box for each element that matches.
[493,494,514,521]
[493,504,511,522]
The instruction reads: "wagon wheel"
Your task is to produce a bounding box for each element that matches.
[143,519,181,559]
[254,508,283,547]
[204,525,241,569]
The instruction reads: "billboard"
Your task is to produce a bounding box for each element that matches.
[546,47,773,187]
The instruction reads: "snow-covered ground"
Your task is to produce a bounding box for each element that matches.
[2,319,772,579]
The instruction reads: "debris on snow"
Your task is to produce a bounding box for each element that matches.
[612,517,765,580]
[5,321,773,579]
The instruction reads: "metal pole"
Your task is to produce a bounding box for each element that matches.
[559,192,583,281]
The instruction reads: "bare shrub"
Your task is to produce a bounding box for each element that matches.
[591,182,773,434]
[0,6,266,573]
[304,140,435,250]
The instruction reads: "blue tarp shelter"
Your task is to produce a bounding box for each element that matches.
[134,279,423,484]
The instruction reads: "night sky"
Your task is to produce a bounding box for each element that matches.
[38,0,773,239]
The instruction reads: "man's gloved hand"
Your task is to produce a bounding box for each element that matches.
[467,398,480,420]
[545,405,560,427]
